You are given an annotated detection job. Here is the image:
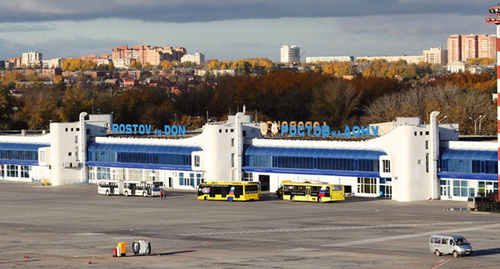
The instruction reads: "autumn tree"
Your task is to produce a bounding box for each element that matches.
[130,59,142,70]
[160,60,174,70]
[467,58,496,66]
[0,84,14,129]
[364,84,496,135]
[311,79,362,128]
[20,85,62,129]
[59,85,94,122]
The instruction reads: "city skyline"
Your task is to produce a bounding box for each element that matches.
[0,0,494,62]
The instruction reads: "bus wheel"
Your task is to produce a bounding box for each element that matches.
[434,250,441,256]
[106,190,109,196]
[125,191,128,197]
[453,251,459,258]
[143,192,147,197]
[291,195,295,201]
[317,197,322,203]
[204,196,208,201]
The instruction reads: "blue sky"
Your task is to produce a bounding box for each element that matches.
[0,0,495,62]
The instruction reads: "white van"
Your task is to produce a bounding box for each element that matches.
[429,235,472,257]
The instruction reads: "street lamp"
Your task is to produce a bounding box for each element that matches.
[469,115,483,135]
[12,107,18,122]
[478,115,486,134]
[438,115,447,123]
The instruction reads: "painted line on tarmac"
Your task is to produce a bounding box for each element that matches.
[431,259,450,269]
[179,221,500,237]
[324,223,500,247]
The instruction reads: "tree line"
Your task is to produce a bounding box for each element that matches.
[0,70,495,135]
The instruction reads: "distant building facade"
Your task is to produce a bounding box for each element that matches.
[447,34,496,63]
[181,53,205,65]
[280,45,301,63]
[21,51,42,67]
[112,45,186,66]
[7,57,22,69]
[356,55,423,64]
[447,61,466,73]
[478,35,496,59]
[42,58,63,69]
[195,69,237,77]
[305,56,354,63]
[423,47,448,65]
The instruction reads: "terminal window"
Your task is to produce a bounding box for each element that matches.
[382,160,391,173]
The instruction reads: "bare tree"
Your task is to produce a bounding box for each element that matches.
[311,79,362,128]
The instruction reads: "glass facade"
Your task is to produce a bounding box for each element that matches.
[440,149,497,175]
[244,146,384,173]
[0,143,48,164]
[87,143,201,167]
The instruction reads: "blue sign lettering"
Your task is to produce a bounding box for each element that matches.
[112,123,186,136]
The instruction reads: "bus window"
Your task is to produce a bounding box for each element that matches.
[196,181,260,201]
[234,185,243,198]
[310,186,321,196]
[281,182,344,203]
[245,185,258,194]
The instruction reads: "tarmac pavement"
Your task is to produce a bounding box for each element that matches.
[1,181,500,268]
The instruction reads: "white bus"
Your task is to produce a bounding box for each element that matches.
[97,180,163,197]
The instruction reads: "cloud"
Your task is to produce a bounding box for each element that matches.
[0,24,54,32]
[0,0,492,23]
[0,36,135,59]
[338,14,492,36]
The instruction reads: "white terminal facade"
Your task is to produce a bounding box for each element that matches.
[0,111,497,202]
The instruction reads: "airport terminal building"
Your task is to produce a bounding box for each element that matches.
[0,111,497,202]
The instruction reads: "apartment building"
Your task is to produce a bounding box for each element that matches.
[181,53,205,65]
[112,45,186,67]
[6,57,21,69]
[305,56,354,63]
[21,51,42,67]
[356,55,423,64]
[447,34,496,63]
[423,47,448,65]
[478,35,496,58]
[461,35,478,62]
[447,35,462,63]
[280,45,301,63]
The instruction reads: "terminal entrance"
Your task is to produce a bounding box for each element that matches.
[440,180,451,199]
[259,175,270,191]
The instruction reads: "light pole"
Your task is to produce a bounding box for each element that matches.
[12,106,18,122]
[486,4,500,201]
[478,115,486,134]
[438,115,447,123]
[469,115,483,135]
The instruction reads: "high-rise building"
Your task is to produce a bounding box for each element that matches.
[112,45,186,67]
[478,34,496,58]
[280,45,300,63]
[461,35,478,62]
[447,35,462,63]
[423,47,448,65]
[447,34,496,63]
[21,51,42,67]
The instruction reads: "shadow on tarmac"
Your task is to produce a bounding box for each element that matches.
[155,250,196,256]
[471,247,500,257]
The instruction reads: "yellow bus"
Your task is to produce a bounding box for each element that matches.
[282,182,344,203]
[197,181,260,201]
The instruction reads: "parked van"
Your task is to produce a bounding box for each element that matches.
[429,235,472,257]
